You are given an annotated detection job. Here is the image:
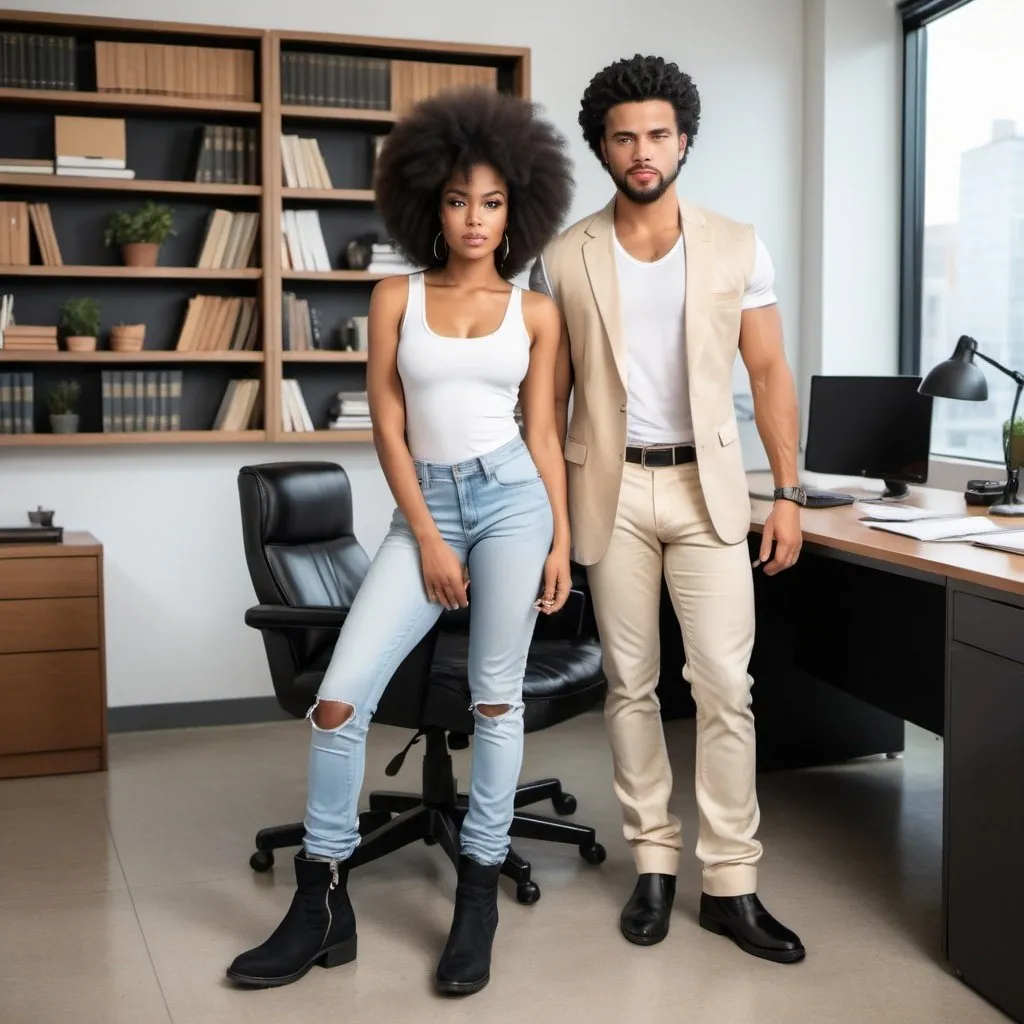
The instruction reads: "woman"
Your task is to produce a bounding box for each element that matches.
[227,87,574,996]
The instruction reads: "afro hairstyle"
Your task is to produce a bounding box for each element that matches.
[578,54,701,165]
[373,87,574,280]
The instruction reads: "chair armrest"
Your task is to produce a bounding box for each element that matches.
[244,604,349,631]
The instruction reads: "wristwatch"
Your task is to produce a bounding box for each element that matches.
[773,486,807,506]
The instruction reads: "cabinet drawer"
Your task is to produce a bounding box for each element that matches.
[0,650,103,755]
[0,597,99,654]
[0,557,97,600]
[951,591,1024,664]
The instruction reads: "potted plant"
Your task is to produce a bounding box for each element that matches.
[59,297,101,352]
[103,200,176,267]
[47,380,81,434]
[1004,416,1024,469]
[110,321,146,352]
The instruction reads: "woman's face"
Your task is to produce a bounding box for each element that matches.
[438,162,509,267]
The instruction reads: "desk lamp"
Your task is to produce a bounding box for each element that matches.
[919,334,1024,517]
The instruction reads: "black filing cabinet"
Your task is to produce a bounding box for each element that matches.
[945,584,1024,1023]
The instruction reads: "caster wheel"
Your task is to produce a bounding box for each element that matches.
[424,837,438,846]
[552,792,578,816]
[516,881,541,905]
[579,842,606,866]
[250,849,274,873]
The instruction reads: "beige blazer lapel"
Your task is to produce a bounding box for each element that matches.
[581,200,628,389]
[680,198,711,385]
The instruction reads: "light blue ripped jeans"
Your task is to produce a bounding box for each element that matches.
[303,435,554,867]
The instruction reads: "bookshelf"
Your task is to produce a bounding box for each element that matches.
[0,10,529,446]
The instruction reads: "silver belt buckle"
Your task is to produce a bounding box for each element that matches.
[640,444,672,470]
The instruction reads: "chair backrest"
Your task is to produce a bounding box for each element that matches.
[237,461,438,731]
[239,462,370,666]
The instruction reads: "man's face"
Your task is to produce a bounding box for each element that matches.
[600,99,686,205]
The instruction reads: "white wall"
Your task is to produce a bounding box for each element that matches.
[1,0,804,708]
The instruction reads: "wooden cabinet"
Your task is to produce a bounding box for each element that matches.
[0,533,107,778]
[945,584,1024,1024]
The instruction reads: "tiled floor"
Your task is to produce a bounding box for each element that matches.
[0,714,1009,1024]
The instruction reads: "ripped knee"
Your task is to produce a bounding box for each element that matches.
[308,697,355,731]
[475,703,511,719]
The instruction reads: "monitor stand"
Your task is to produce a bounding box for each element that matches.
[881,480,910,500]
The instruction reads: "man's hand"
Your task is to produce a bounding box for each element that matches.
[756,500,802,576]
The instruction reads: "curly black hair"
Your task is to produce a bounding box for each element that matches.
[373,87,573,280]
[578,54,701,165]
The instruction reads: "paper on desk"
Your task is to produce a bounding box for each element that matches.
[858,505,956,522]
[867,517,1002,542]
[971,531,1024,555]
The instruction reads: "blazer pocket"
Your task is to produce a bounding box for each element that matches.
[564,437,588,465]
[717,417,739,447]
[711,288,741,303]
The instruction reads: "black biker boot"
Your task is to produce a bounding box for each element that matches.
[226,850,357,988]
[434,855,502,996]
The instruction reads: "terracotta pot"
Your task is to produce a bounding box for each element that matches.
[110,324,146,352]
[121,242,160,267]
[65,335,97,352]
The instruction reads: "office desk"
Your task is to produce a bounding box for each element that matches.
[742,474,1023,1023]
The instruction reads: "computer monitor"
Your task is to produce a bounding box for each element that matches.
[804,375,934,499]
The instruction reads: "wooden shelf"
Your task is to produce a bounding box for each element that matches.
[0,351,263,363]
[282,270,390,282]
[0,265,262,280]
[282,351,367,362]
[282,188,375,203]
[0,86,260,117]
[0,430,268,447]
[0,174,262,197]
[276,430,374,443]
[280,104,397,125]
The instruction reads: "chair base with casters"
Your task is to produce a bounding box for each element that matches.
[248,727,607,904]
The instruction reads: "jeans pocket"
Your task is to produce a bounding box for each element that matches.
[492,451,541,488]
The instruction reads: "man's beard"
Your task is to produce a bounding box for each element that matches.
[609,160,683,205]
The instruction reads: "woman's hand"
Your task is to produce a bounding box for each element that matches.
[535,546,571,615]
[419,535,469,610]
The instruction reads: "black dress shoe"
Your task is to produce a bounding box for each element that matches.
[699,893,805,963]
[620,873,676,946]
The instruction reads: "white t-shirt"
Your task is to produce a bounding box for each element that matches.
[614,230,777,445]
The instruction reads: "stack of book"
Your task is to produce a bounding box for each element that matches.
[212,378,261,431]
[0,201,62,265]
[280,379,315,432]
[281,210,332,272]
[367,240,418,276]
[0,157,54,176]
[193,125,259,186]
[0,31,77,90]
[0,372,35,435]
[174,295,260,352]
[282,292,322,351]
[95,41,255,102]
[281,135,333,189]
[0,325,58,353]
[329,390,372,432]
[196,209,260,270]
[280,52,390,109]
[101,370,183,432]
[55,115,134,180]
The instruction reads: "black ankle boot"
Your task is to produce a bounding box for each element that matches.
[434,855,502,996]
[620,873,676,946]
[226,850,357,988]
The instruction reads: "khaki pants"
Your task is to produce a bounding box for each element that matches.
[587,460,761,897]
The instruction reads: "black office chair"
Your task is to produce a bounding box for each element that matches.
[237,461,608,903]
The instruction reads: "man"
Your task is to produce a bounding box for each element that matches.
[530,54,806,963]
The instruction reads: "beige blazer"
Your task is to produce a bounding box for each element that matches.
[533,197,758,565]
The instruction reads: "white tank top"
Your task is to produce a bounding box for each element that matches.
[396,272,530,464]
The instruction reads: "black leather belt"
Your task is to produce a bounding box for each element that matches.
[624,444,696,468]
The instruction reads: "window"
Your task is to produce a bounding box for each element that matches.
[900,0,1024,464]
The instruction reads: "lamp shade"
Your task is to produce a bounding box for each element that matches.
[918,334,989,401]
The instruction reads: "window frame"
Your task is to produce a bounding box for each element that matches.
[898,0,979,378]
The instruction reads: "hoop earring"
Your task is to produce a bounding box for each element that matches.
[433,232,448,262]
[501,233,510,263]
